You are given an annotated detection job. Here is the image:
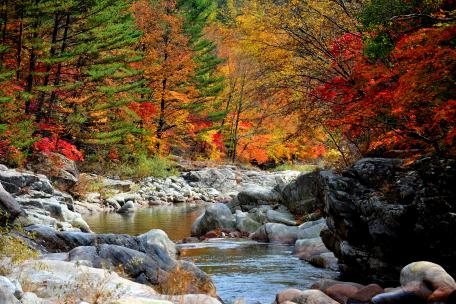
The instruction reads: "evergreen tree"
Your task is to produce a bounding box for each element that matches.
[73,0,145,153]
[0,0,145,163]
[177,0,224,109]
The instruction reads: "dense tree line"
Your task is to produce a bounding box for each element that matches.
[0,0,454,170]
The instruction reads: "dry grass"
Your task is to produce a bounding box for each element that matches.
[156,265,216,304]
[0,227,38,275]
[157,266,196,296]
[71,174,116,200]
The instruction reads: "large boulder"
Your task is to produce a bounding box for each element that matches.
[27,225,214,296]
[0,167,88,231]
[0,183,24,225]
[235,210,262,233]
[371,262,456,303]
[237,185,281,209]
[252,219,328,245]
[266,209,296,225]
[251,223,299,244]
[293,238,328,260]
[400,261,456,290]
[323,283,359,304]
[117,200,136,214]
[10,260,161,302]
[183,167,238,193]
[297,219,326,239]
[0,276,21,304]
[138,229,177,258]
[0,286,20,304]
[279,172,319,215]
[274,288,305,304]
[291,290,339,304]
[0,167,52,195]
[183,166,300,198]
[29,152,79,190]
[66,244,215,295]
[318,157,456,284]
[191,203,235,236]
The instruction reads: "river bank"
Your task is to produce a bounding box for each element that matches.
[1,156,455,304]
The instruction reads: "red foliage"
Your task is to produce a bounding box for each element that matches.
[33,137,84,161]
[128,102,158,125]
[329,33,363,63]
[108,147,120,161]
[318,25,456,155]
[0,139,20,162]
[212,132,224,151]
[189,114,213,132]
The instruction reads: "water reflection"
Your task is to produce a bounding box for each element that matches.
[84,204,203,240]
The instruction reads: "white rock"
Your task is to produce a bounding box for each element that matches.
[11,260,159,301]
[20,292,44,304]
[138,229,176,258]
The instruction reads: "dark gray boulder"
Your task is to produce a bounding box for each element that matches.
[0,183,24,225]
[318,157,456,284]
[279,171,319,215]
[27,225,215,295]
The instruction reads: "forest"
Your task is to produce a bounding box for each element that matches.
[0,0,455,172]
[0,1,456,303]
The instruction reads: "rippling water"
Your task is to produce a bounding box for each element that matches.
[84,205,337,304]
[179,240,337,304]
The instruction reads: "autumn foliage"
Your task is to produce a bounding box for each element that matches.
[0,0,455,169]
[321,26,456,155]
[33,137,84,161]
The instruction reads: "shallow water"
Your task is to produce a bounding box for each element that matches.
[84,204,202,240]
[84,205,337,304]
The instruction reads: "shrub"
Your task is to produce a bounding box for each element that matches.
[33,137,84,161]
[82,153,178,179]
[273,163,318,172]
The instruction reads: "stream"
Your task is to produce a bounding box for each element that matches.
[84,205,337,304]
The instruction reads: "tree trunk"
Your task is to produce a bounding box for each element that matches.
[15,5,23,81]
[156,77,167,152]
[232,71,246,163]
[25,0,40,114]
[36,12,60,121]
[0,0,8,67]
[47,12,70,119]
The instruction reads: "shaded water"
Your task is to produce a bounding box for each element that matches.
[84,205,337,304]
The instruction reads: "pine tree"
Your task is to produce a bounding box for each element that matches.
[0,0,145,163]
[177,0,224,108]
[73,0,145,153]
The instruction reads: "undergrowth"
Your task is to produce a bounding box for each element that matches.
[272,163,318,172]
[81,154,179,179]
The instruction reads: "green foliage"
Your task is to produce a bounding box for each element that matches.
[358,0,449,62]
[115,154,179,179]
[178,0,225,102]
[82,152,178,179]
[363,32,395,63]
[359,0,415,29]
[272,163,318,172]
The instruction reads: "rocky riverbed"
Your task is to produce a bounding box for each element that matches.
[1,156,455,304]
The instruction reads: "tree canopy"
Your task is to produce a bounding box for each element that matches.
[0,0,454,168]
